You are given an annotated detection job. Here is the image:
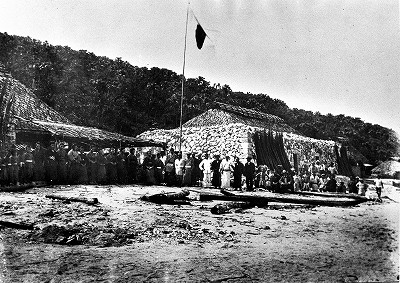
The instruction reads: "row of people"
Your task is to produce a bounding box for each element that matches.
[0,142,141,186]
[1,143,372,197]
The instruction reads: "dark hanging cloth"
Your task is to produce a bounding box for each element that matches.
[195,24,207,49]
[340,146,353,177]
[253,131,292,172]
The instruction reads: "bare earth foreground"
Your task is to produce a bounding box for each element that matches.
[0,184,398,283]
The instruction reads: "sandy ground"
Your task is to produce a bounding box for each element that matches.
[0,183,399,283]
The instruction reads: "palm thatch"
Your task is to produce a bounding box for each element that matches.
[183,105,295,133]
[0,75,70,124]
[14,117,161,147]
[0,68,163,148]
[371,160,400,178]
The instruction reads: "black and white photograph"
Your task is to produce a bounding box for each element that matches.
[0,1,399,282]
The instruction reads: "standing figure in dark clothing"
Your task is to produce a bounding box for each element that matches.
[154,153,165,185]
[142,152,155,185]
[78,146,88,184]
[97,149,108,184]
[33,142,46,182]
[233,157,244,190]
[116,148,127,184]
[46,142,58,184]
[183,153,194,186]
[348,176,358,194]
[0,150,8,186]
[106,148,118,184]
[244,157,256,191]
[164,148,177,186]
[87,145,98,184]
[56,142,68,184]
[23,146,34,184]
[18,148,26,184]
[126,148,138,183]
[211,154,222,189]
[191,153,201,186]
[68,144,81,184]
[9,148,19,185]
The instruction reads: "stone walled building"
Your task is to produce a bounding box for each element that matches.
[139,102,336,170]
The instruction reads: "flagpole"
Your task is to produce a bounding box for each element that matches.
[179,3,190,153]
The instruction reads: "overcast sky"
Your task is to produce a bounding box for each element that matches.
[0,0,399,136]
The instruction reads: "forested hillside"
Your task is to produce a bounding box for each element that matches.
[0,32,398,164]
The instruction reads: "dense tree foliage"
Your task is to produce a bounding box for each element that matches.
[0,32,398,164]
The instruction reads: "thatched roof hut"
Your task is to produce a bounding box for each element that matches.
[183,102,295,133]
[0,66,163,148]
[371,159,400,179]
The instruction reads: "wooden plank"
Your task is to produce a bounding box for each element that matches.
[45,194,99,205]
[200,192,365,207]
[140,190,191,205]
[0,220,34,230]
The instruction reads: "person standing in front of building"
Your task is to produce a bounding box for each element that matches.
[56,142,68,184]
[33,142,46,183]
[96,149,108,185]
[126,148,138,184]
[68,144,81,184]
[199,153,212,188]
[211,154,222,189]
[374,176,383,201]
[244,157,256,191]
[220,155,233,189]
[183,153,193,186]
[174,153,185,187]
[191,153,201,187]
[356,178,367,196]
[154,153,165,185]
[116,148,128,184]
[23,146,34,184]
[87,145,98,184]
[9,147,19,185]
[233,156,244,190]
[45,142,58,184]
[164,148,177,186]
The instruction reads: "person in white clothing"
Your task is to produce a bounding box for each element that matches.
[374,176,383,201]
[174,154,185,187]
[220,156,234,188]
[356,178,367,196]
[199,153,212,187]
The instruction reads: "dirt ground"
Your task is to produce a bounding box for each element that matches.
[0,183,399,283]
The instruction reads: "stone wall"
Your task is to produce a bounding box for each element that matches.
[138,123,336,165]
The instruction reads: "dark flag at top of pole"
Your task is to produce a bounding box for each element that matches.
[195,24,207,49]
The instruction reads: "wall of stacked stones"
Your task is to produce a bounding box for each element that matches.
[138,124,255,161]
[138,124,336,166]
[282,132,336,168]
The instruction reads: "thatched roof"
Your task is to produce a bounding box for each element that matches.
[183,103,295,133]
[371,160,400,177]
[14,117,161,147]
[0,68,163,147]
[215,102,284,122]
[0,74,70,124]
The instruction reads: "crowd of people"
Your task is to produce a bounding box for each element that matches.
[0,142,141,187]
[0,143,377,198]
